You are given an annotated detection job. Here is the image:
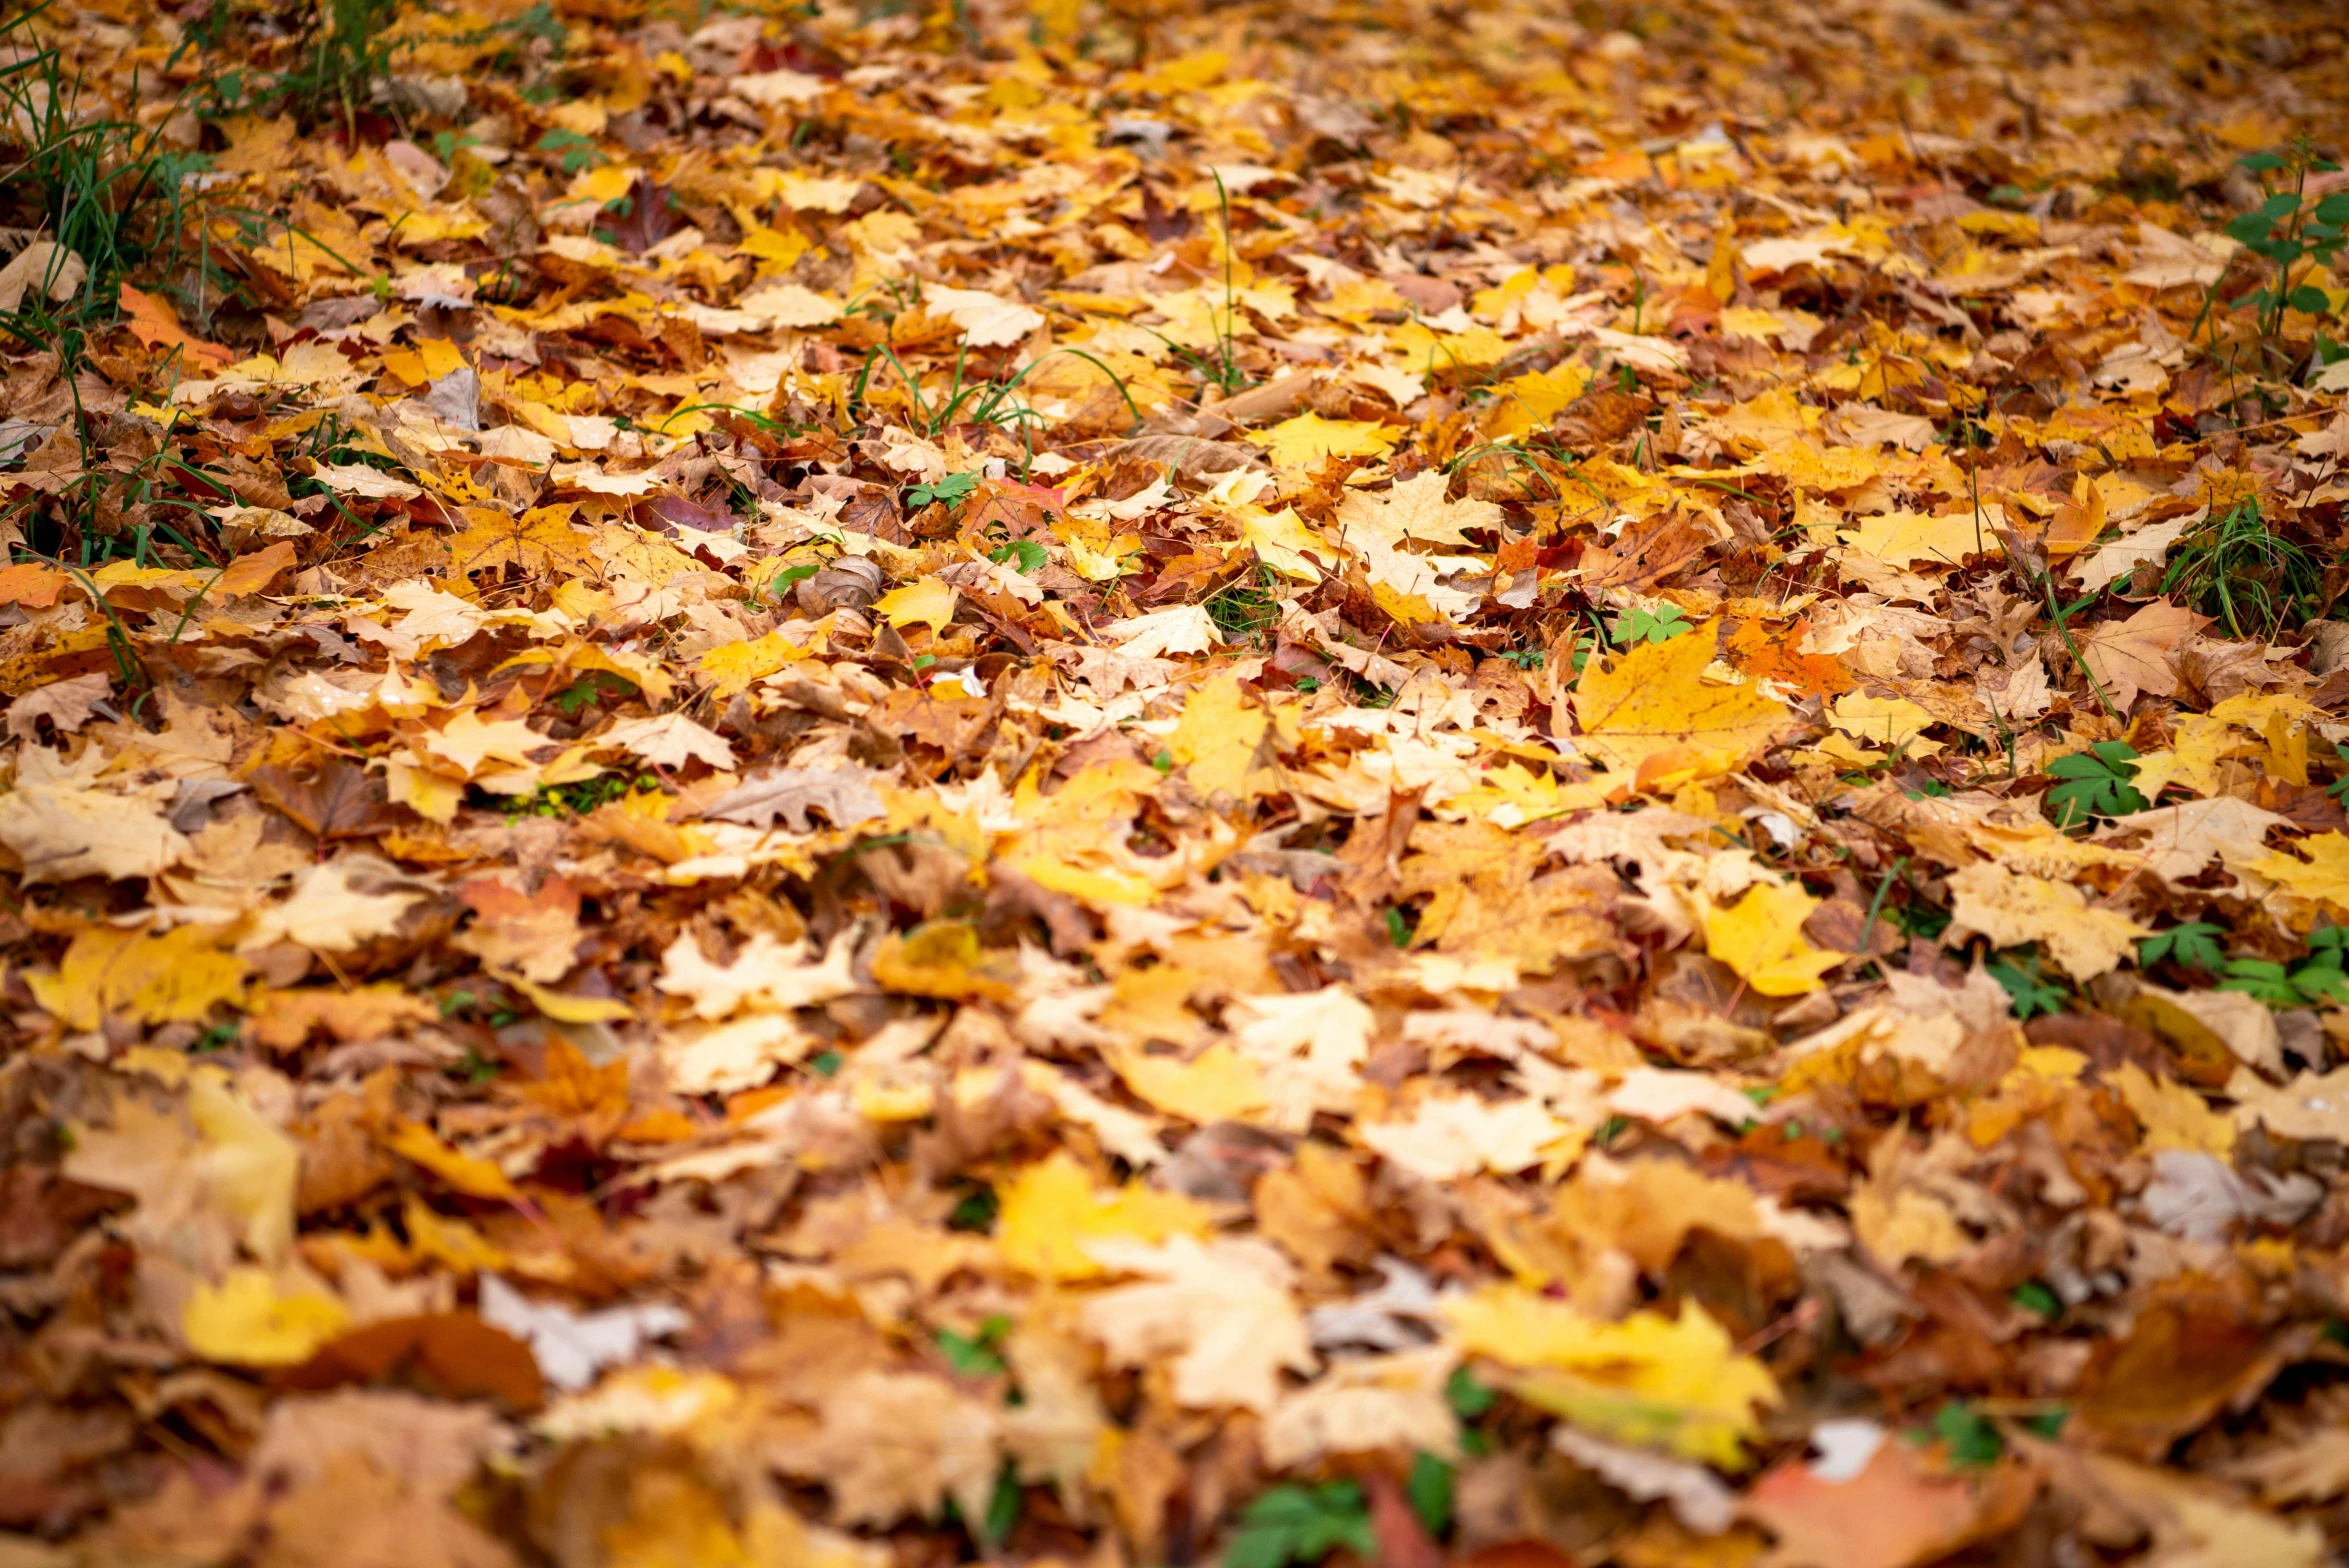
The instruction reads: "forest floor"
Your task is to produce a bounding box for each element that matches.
[4,0,2349,1563]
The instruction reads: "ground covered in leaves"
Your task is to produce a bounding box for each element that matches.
[7,0,2349,1563]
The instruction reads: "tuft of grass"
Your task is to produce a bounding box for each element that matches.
[503,773,660,820]
[1148,171,1249,399]
[851,337,1141,448]
[1204,562,1282,646]
[201,0,406,135]
[0,6,210,372]
[2157,498,2319,639]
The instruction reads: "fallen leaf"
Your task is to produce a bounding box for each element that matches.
[598,712,737,771]
[1947,860,2148,978]
[29,922,248,1030]
[1701,880,1846,995]
[1445,1285,1779,1466]
[873,574,959,634]
[2079,599,2201,710]
[184,1266,352,1366]
[1080,1236,1315,1412]
[1572,625,1792,782]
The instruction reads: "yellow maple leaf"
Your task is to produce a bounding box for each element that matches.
[1946,861,2147,978]
[1838,510,2000,569]
[1109,1041,1269,1124]
[1249,411,1398,469]
[2248,832,2349,921]
[1483,363,1590,442]
[1571,627,1791,785]
[996,1151,1210,1280]
[1700,880,1845,995]
[1826,692,1940,756]
[2107,1062,2235,1155]
[183,1265,351,1366]
[447,504,596,578]
[1168,673,1272,801]
[1444,1284,1779,1466]
[698,630,811,699]
[1241,506,1333,580]
[1334,469,1501,549]
[29,923,248,1032]
[873,575,958,634]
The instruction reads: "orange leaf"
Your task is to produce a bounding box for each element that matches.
[117,284,235,371]
[383,1121,522,1202]
[0,562,70,608]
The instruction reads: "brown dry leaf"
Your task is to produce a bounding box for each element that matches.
[2078,599,2203,710]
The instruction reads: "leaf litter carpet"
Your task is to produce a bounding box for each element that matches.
[5,0,2349,1564]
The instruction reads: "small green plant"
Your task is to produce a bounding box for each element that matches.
[2044,740,2149,828]
[936,1313,1012,1377]
[1987,949,2067,1019]
[1148,171,1250,399]
[907,471,982,510]
[989,539,1048,573]
[2214,142,2347,364]
[2011,1281,2062,1318]
[455,1047,504,1085]
[1612,602,1692,646]
[221,0,409,134]
[1406,1452,1453,1537]
[765,561,822,605]
[0,7,212,374]
[2219,928,2349,1009]
[536,127,604,173]
[505,773,658,820]
[1445,1367,1496,1420]
[2157,499,2319,639]
[551,669,638,717]
[2140,921,2226,976]
[1926,1400,2005,1468]
[1223,1482,1375,1568]
[1498,646,1545,670]
[946,1182,997,1231]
